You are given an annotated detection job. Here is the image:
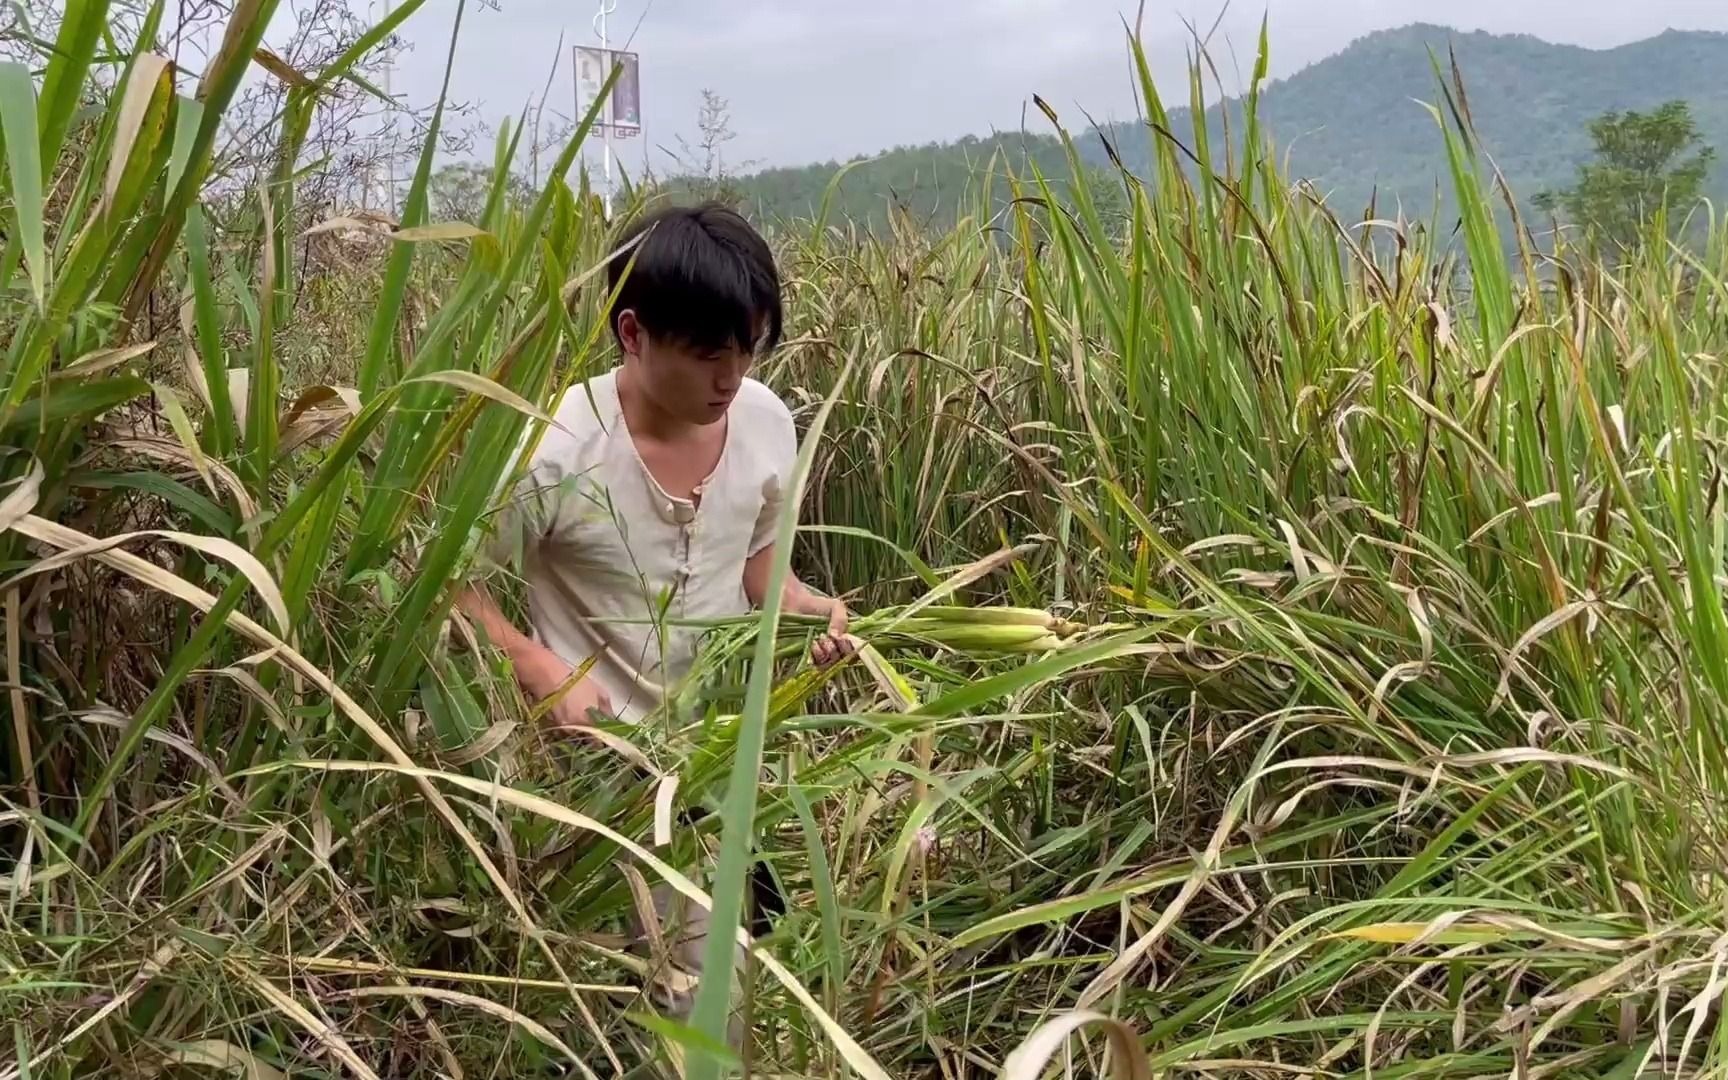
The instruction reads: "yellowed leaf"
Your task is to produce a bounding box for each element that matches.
[251,46,313,87]
[302,214,388,238]
[57,341,157,379]
[857,641,918,711]
[1329,921,1505,945]
[152,382,216,494]
[105,54,172,208]
[394,221,489,242]
[407,370,564,431]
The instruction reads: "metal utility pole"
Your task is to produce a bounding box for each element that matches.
[366,0,398,215]
[593,0,616,214]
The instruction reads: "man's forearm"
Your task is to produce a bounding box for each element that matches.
[742,543,827,614]
[740,544,852,666]
[455,581,612,724]
[456,582,540,660]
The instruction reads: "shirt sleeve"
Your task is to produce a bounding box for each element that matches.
[747,405,799,557]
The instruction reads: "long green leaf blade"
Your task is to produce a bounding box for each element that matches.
[0,63,47,308]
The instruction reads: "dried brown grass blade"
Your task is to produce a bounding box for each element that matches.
[162,1040,287,1080]
[102,431,259,540]
[197,663,292,733]
[251,46,313,86]
[268,955,636,995]
[278,384,362,455]
[0,513,595,1037]
[5,587,33,811]
[324,986,584,1070]
[1492,600,1594,710]
[0,942,182,1080]
[70,708,243,807]
[57,341,158,379]
[1000,1010,1152,1080]
[230,964,382,1080]
[654,773,680,849]
[0,458,42,533]
[302,214,391,237]
[261,758,894,1080]
[438,719,516,767]
[1,521,290,636]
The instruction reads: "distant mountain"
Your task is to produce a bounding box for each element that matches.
[727,26,1728,229]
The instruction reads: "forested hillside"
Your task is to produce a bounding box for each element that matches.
[728,25,1728,228]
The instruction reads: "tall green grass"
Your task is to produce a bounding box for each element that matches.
[4,7,1727,1078]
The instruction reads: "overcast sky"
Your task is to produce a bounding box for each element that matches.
[388,0,1728,176]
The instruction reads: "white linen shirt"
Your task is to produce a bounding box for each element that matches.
[491,369,796,724]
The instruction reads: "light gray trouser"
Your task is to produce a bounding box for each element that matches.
[642,869,747,1050]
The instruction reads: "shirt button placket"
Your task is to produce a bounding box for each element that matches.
[678,521,695,607]
[677,521,695,669]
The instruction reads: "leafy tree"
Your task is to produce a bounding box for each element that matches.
[428,162,531,223]
[1536,101,1715,252]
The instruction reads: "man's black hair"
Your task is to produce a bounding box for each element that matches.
[608,202,783,356]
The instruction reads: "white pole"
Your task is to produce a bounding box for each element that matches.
[594,0,616,215]
[381,0,396,216]
[365,0,397,215]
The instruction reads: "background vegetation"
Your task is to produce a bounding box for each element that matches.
[729,25,1728,233]
[4,3,1728,1079]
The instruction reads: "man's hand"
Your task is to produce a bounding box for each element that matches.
[515,645,614,732]
[740,548,859,668]
[808,595,856,668]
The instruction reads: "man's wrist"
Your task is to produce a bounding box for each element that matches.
[785,580,823,613]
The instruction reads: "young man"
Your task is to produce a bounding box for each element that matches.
[459,202,851,729]
[456,203,850,1034]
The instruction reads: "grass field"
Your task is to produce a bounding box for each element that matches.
[4,3,1728,1077]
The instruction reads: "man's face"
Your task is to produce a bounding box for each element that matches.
[618,310,754,426]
